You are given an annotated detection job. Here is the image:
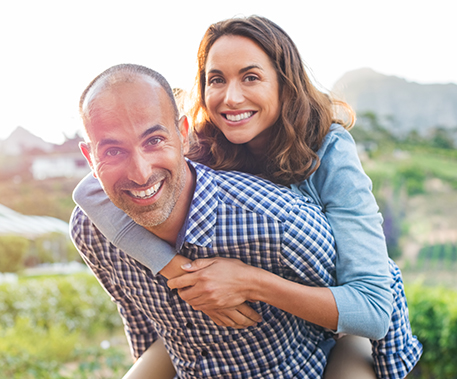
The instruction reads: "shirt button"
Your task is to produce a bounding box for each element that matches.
[201,349,209,357]
[186,322,194,329]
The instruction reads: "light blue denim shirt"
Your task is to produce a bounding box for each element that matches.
[73,125,392,339]
[290,124,392,338]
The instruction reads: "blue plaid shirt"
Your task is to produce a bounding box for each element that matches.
[71,161,338,378]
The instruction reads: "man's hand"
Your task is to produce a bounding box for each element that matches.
[167,257,262,328]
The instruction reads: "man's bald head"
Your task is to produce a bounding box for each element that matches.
[80,64,179,128]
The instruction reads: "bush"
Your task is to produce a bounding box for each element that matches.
[0,235,29,272]
[0,317,79,363]
[0,273,129,377]
[395,165,427,196]
[32,232,82,264]
[0,273,122,334]
[407,283,457,379]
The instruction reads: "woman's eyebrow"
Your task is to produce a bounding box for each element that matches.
[239,64,263,74]
[207,65,263,76]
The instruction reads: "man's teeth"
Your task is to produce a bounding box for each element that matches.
[225,111,253,122]
[130,182,162,199]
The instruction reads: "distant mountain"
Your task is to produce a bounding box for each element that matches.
[0,126,55,156]
[332,68,457,136]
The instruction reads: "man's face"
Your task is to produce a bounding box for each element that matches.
[81,75,190,230]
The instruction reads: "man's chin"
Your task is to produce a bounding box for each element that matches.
[110,192,176,229]
[123,209,164,229]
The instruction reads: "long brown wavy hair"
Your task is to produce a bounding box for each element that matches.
[187,15,355,186]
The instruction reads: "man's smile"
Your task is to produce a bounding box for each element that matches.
[127,181,163,199]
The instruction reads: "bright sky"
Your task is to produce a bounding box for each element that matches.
[1,0,456,144]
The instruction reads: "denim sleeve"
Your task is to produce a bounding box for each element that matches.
[72,174,176,274]
[293,127,393,339]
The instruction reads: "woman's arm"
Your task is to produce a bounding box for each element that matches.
[293,126,393,338]
[168,198,341,331]
[169,257,338,330]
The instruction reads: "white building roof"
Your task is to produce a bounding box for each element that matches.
[0,204,69,239]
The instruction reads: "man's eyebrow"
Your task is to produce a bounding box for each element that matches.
[97,125,169,149]
[98,138,122,149]
[140,124,169,140]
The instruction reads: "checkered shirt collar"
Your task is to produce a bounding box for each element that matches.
[181,161,218,247]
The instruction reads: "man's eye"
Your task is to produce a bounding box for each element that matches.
[106,149,122,157]
[147,137,163,146]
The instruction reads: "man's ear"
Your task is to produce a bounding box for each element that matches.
[178,116,190,155]
[79,141,97,178]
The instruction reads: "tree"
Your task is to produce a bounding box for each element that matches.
[428,127,455,149]
[0,235,30,272]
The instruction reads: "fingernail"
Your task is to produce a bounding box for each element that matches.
[182,263,192,269]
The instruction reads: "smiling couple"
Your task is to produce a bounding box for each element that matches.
[71,15,421,379]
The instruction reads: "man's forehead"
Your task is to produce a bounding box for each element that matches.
[83,73,162,112]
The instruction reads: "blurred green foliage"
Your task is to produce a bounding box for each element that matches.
[407,284,457,379]
[0,177,80,222]
[0,235,30,272]
[0,233,81,272]
[0,273,130,377]
[350,113,457,261]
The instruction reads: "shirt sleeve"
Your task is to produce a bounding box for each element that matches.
[72,174,176,274]
[293,127,393,339]
[69,206,159,359]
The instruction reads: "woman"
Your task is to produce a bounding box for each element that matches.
[74,16,421,378]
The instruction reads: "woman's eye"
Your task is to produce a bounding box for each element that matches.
[208,77,224,85]
[244,75,259,82]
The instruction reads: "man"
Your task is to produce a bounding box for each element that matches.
[71,63,339,378]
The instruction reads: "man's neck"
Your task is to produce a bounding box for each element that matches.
[145,162,196,246]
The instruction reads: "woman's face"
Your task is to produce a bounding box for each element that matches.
[204,35,281,155]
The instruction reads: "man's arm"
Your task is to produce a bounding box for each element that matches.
[70,207,159,359]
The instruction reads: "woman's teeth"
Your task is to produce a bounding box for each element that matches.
[130,182,162,199]
[225,111,253,122]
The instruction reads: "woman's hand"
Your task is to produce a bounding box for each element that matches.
[202,303,262,329]
[167,257,262,328]
[167,257,258,309]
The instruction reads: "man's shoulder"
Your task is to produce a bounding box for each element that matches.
[70,205,90,227]
[69,206,100,242]
[192,162,320,221]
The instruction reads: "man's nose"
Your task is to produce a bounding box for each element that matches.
[127,151,151,185]
[224,81,244,107]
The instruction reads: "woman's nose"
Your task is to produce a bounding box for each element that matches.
[224,81,244,107]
